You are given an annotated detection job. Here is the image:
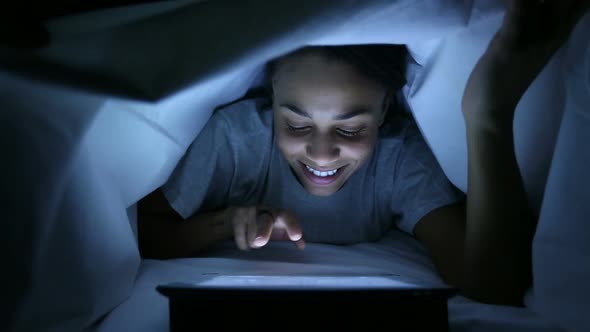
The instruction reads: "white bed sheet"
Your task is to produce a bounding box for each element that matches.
[98,230,562,332]
[3,1,589,331]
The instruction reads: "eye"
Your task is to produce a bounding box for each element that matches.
[336,128,363,137]
[286,124,311,134]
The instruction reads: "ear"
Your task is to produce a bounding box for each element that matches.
[266,81,275,103]
[379,90,393,126]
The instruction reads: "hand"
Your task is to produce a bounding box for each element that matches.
[227,206,306,250]
[462,0,589,128]
[496,0,589,55]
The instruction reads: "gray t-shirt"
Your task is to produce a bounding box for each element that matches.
[162,98,464,244]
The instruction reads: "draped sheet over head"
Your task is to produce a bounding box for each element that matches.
[1,1,589,331]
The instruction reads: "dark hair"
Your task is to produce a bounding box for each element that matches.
[267,44,409,122]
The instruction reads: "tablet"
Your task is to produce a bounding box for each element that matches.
[157,275,458,331]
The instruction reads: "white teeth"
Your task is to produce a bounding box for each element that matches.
[305,164,338,177]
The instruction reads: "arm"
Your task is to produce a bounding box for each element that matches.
[138,189,234,259]
[138,189,305,259]
[415,0,589,305]
[461,110,535,305]
[415,73,539,305]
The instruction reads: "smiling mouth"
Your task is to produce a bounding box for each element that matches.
[299,162,345,186]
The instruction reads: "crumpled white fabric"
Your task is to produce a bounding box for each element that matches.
[1,1,588,331]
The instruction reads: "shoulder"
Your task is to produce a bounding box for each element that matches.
[379,114,423,143]
[379,115,433,161]
[213,97,273,138]
[374,115,420,161]
[373,115,441,189]
[213,98,274,205]
[212,97,275,173]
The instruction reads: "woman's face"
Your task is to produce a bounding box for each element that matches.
[272,53,387,196]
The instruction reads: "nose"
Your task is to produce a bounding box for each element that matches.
[306,133,340,167]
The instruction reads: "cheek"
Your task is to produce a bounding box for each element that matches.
[275,129,306,158]
[339,134,378,161]
[275,127,380,161]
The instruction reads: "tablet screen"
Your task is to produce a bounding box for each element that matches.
[194,275,421,289]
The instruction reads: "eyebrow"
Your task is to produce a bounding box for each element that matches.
[279,103,372,120]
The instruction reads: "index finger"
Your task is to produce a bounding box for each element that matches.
[252,210,274,248]
[274,209,305,244]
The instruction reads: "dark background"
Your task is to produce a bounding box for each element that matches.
[0,2,161,48]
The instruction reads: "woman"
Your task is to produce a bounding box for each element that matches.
[138,0,589,306]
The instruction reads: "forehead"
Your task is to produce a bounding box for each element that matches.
[272,53,385,108]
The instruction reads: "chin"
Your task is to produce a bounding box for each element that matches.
[300,176,348,196]
[305,186,339,197]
